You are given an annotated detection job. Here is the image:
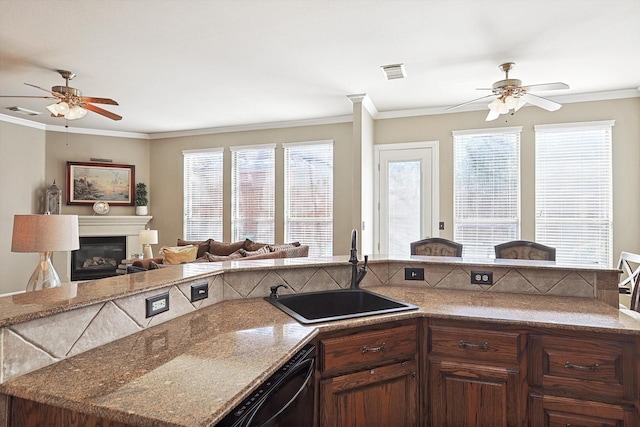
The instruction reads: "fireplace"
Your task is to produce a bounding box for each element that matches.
[71,236,127,281]
[56,215,152,283]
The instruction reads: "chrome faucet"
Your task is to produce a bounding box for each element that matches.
[349,229,368,289]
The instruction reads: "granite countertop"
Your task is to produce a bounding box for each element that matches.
[0,255,618,327]
[2,286,639,427]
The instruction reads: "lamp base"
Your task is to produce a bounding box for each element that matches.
[26,252,62,292]
[143,244,154,259]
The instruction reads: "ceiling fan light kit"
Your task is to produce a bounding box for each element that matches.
[0,69,122,121]
[448,62,569,121]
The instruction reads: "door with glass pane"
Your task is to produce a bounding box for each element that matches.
[377,144,437,255]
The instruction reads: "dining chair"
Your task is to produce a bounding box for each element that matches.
[617,251,640,312]
[410,237,463,257]
[494,240,556,261]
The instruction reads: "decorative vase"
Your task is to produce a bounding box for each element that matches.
[136,206,148,216]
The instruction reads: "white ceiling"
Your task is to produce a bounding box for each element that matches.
[1,0,639,136]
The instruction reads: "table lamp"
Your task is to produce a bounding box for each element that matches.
[139,229,158,259]
[11,214,80,292]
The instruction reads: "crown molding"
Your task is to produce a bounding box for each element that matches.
[148,115,353,140]
[374,88,640,120]
[0,113,47,130]
[2,89,637,138]
[45,124,150,139]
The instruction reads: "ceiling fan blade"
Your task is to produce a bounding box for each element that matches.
[485,109,500,121]
[0,95,58,100]
[521,82,569,92]
[80,96,119,105]
[82,103,122,121]
[23,83,64,98]
[521,93,562,111]
[447,94,495,111]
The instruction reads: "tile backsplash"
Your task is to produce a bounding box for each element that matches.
[0,260,617,383]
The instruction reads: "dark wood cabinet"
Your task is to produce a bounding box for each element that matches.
[427,320,527,427]
[528,331,638,427]
[529,393,636,427]
[317,321,419,427]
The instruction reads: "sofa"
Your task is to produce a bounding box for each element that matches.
[131,238,309,270]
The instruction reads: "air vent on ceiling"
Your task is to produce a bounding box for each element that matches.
[380,63,406,80]
[6,106,41,116]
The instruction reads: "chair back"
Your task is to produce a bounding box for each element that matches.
[410,238,463,257]
[617,251,640,312]
[494,240,556,261]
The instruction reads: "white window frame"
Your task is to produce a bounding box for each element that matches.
[230,144,276,243]
[283,140,334,256]
[535,120,614,267]
[453,127,522,258]
[182,148,224,241]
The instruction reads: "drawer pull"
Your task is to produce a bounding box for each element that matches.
[458,340,489,350]
[564,361,599,371]
[362,342,386,354]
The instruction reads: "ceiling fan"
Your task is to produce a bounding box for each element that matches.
[0,69,122,121]
[448,62,569,121]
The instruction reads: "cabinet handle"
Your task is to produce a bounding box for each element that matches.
[458,340,489,350]
[362,342,386,354]
[564,361,599,371]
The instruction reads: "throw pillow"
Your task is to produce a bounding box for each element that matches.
[202,251,244,262]
[240,246,270,257]
[208,240,247,256]
[244,239,268,251]
[268,243,301,252]
[177,238,212,258]
[161,245,199,264]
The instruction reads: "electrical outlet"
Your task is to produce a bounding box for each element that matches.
[190,282,208,302]
[145,292,170,318]
[471,271,493,285]
[404,267,425,281]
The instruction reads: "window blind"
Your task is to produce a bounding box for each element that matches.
[183,149,223,241]
[284,141,333,256]
[231,145,275,243]
[535,121,614,267]
[453,127,521,258]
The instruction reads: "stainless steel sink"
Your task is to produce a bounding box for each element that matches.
[265,289,418,324]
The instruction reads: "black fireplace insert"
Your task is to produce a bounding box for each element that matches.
[71,236,126,281]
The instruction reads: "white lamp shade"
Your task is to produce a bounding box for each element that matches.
[139,229,158,245]
[11,214,80,253]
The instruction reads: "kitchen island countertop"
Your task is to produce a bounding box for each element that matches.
[1,285,639,426]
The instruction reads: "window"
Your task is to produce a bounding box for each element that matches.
[284,141,333,256]
[535,121,614,267]
[453,127,521,258]
[231,145,275,242]
[183,148,223,241]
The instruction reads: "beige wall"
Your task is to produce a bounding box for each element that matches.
[1,96,638,294]
[150,122,354,255]
[0,120,46,294]
[44,130,150,217]
[374,97,640,261]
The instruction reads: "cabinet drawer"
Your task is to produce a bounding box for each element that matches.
[429,323,522,365]
[321,324,417,374]
[529,335,636,401]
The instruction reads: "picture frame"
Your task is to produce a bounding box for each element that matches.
[66,161,135,205]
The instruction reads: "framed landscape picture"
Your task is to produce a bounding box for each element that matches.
[66,161,135,205]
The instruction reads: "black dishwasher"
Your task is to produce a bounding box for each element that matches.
[217,343,315,427]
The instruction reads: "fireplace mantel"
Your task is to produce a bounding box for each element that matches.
[56,216,153,282]
[78,215,153,237]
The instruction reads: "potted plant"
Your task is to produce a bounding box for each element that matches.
[135,182,148,215]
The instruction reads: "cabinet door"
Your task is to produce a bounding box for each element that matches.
[429,359,524,427]
[529,393,636,427]
[319,360,418,427]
